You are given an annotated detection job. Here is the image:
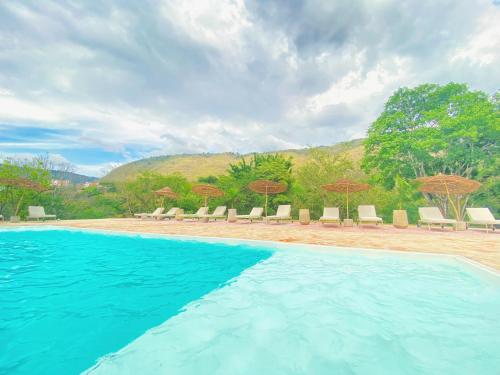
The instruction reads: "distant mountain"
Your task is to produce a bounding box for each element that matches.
[101,139,365,182]
[50,170,98,184]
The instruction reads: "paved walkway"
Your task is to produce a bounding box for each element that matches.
[3,218,499,271]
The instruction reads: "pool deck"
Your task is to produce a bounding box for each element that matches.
[2,218,499,271]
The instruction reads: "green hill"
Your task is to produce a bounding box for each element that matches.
[101,139,365,182]
[50,170,98,183]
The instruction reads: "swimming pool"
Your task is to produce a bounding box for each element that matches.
[1,228,499,374]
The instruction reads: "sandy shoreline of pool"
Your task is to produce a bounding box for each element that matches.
[2,218,499,271]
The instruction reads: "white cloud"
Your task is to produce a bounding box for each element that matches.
[161,0,251,51]
[75,162,123,177]
[304,56,410,113]
[450,11,500,67]
[0,96,62,122]
[0,0,498,173]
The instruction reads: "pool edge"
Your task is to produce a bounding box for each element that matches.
[3,225,499,279]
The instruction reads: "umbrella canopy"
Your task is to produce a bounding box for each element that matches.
[321,178,371,193]
[0,177,47,192]
[321,178,371,218]
[154,186,178,199]
[248,180,287,217]
[415,174,481,195]
[248,180,287,194]
[154,186,178,207]
[192,184,224,206]
[415,174,481,220]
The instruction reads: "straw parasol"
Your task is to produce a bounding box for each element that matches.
[248,179,287,217]
[321,178,371,219]
[415,173,481,220]
[154,186,178,206]
[154,186,178,199]
[415,174,481,195]
[192,184,224,206]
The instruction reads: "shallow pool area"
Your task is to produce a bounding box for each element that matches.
[0,228,272,375]
[1,228,499,374]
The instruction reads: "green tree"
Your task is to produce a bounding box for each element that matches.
[393,175,414,210]
[0,157,51,218]
[60,187,125,219]
[363,83,499,214]
[293,149,357,219]
[197,175,219,184]
[363,83,498,186]
[119,172,195,215]
[222,153,294,214]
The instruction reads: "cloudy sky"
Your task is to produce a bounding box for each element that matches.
[1,0,499,176]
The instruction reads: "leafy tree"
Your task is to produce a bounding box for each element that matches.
[0,157,51,218]
[393,175,414,210]
[119,172,195,214]
[222,153,294,214]
[363,83,498,186]
[254,154,293,185]
[60,188,125,219]
[469,177,500,216]
[293,149,358,219]
[197,175,219,184]
[363,83,499,214]
[215,175,240,208]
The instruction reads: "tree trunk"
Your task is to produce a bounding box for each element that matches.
[15,194,25,216]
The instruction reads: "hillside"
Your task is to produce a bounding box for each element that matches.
[50,170,98,184]
[101,139,365,182]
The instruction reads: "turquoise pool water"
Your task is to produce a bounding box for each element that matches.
[0,228,272,375]
[1,228,500,374]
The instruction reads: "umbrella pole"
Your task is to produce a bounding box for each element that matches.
[205,196,208,207]
[346,188,349,219]
[445,183,459,221]
[265,190,268,218]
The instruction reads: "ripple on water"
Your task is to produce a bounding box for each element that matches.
[85,250,500,375]
[0,229,272,375]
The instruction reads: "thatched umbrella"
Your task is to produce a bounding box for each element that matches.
[248,180,287,217]
[321,178,371,219]
[154,186,178,206]
[415,174,481,220]
[192,184,224,206]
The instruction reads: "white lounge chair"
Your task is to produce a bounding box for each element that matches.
[319,207,340,225]
[183,207,209,220]
[236,207,264,222]
[134,207,164,220]
[0,214,4,221]
[358,205,383,226]
[466,208,499,232]
[267,205,292,224]
[27,206,57,221]
[418,207,456,230]
[198,206,227,221]
[158,207,180,220]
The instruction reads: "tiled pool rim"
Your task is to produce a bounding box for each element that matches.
[2,225,498,280]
